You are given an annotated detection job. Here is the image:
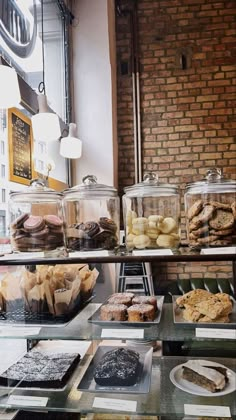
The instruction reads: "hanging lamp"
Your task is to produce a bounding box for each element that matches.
[0,57,21,109]
[60,123,82,159]
[31,0,61,142]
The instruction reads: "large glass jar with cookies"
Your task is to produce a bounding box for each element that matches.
[122,172,181,250]
[9,179,65,253]
[185,168,236,248]
[62,175,120,251]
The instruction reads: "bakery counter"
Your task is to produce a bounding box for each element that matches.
[0,303,235,342]
[0,355,235,417]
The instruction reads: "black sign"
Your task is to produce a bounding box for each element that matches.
[8,108,34,185]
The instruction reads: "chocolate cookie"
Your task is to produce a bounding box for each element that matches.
[78,221,100,238]
[211,239,232,246]
[209,209,234,230]
[196,204,215,224]
[197,235,218,245]
[24,216,45,233]
[208,201,232,210]
[11,213,29,230]
[190,225,209,238]
[99,217,117,233]
[231,201,236,219]
[209,227,234,236]
[187,199,203,220]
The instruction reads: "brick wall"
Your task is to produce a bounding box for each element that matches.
[116,0,236,282]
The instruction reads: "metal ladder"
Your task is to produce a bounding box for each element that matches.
[116,262,154,295]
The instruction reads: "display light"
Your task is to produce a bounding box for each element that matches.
[60,123,82,159]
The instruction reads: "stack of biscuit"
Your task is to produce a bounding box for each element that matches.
[0,264,99,316]
[176,289,233,323]
[187,199,236,247]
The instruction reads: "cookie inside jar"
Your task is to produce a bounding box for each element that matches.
[123,172,181,250]
[185,168,236,248]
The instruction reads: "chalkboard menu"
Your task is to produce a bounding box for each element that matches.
[8,108,34,185]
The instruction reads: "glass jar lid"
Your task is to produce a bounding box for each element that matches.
[63,175,118,198]
[10,178,63,200]
[186,168,236,194]
[124,172,179,197]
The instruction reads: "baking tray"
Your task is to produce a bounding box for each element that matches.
[172,295,236,327]
[88,296,164,326]
[77,345,153,394]
[0,294,95,327]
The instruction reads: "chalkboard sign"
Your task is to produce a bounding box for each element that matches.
[8,108,34,185]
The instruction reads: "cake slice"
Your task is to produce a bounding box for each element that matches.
[182,360,227,392]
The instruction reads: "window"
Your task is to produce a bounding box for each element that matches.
[1,164,5,178]
[0,141,4,155]
[0,210,6,236]
[1,189,6,203]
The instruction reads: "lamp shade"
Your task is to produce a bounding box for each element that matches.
[0,62,21,108]
[60,123,82,159]
[31,94,61,141]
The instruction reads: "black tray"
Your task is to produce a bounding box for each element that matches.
[0,294,94,326]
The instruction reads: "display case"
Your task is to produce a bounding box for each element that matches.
[0,249,235,420]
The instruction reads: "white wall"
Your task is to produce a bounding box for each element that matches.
[72,0,114,186]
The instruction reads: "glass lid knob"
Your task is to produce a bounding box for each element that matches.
[143,172,158,183]
[205,167,222,181]
[82,175,97,185]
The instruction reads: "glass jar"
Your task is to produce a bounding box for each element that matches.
[62,175,120,251]
[9,179,65,253]
[185,168,236,248]
[122,172,180,249]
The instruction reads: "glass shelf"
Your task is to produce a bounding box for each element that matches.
[0,247,236,266]
[0,303,235,342]
[0,355,235,417]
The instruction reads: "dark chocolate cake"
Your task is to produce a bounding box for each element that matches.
[94,347,140,386]
[0,351,81,388]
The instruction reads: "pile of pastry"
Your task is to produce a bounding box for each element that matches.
[0,264,99,316]
[176,289,233,323]
[126,210,180,249]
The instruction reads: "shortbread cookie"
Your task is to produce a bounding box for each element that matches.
[176,289,212,307]
[158,217,177,234]
[209,209,234,230]
[187,199,203,220]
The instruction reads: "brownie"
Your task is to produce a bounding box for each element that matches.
[0,351,81,389]
[94,347,140,386]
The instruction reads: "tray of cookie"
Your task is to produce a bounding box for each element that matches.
[172,289,236,327]
[88,292,164,325]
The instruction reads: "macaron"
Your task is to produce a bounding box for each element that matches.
[44,215,63,228]
[133,234,150,249]
[23,216,45,233]
[11,213,29,230]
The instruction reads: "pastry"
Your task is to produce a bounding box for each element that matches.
[209,209,234,230]
[99,217,117,233]
[195,295,232,320]
[176,289,212,307]
[158,217,177,234]
[127,303,155,321]
[156,233,178,248]
[132,295,157,311]
[133,234,150,249]
[94,347,140,386]
[100,304,127,321]
[182,306,202,322]
[187,199,203,220]
[108,292,134,306]
[182,360,227,392]
[0,351,81,389]
[78,221,100,238]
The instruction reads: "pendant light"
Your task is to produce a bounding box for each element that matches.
[60,123,82,159]
[31,0,61,142]
[0,57,21,109]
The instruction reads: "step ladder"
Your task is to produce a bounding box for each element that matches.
[116,262,154,295]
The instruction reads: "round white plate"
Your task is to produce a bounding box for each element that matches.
[169,360,236,397]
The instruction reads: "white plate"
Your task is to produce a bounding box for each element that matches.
[169,360,236,397]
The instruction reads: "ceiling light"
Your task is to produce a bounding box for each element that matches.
[60,123,82,159]
[31,94,61,141]
[0,58,21,109]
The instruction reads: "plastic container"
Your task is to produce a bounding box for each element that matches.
[185,168,236,248]
[63,175,120,251]
[122,172,181,249]
[9,179,65,253]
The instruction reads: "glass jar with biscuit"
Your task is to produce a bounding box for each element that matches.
[122,172,181,250]
[185,168,236,248]
[62,175,120,251]
[9,179,65,254]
